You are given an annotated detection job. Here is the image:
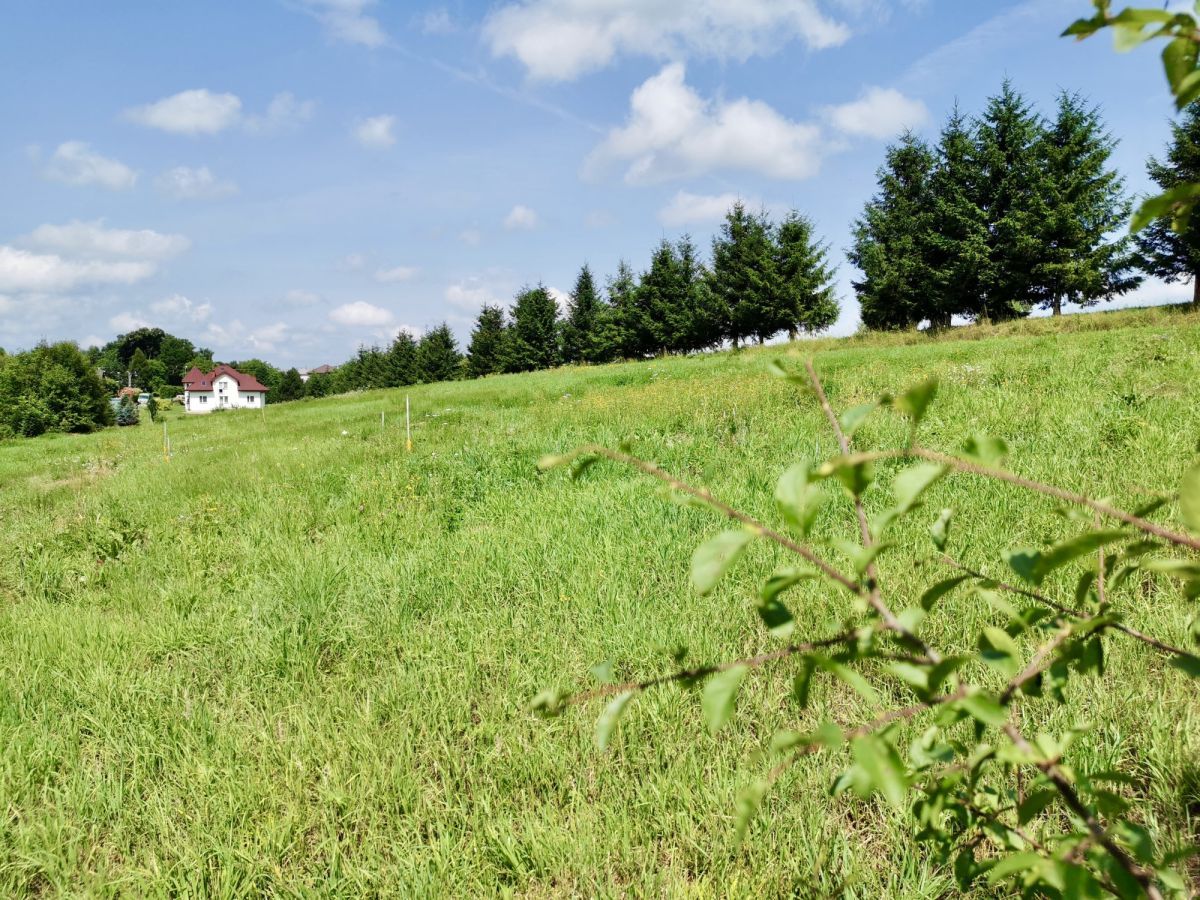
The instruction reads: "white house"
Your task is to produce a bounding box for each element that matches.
[182,364,269,414]
[299,364,335,383]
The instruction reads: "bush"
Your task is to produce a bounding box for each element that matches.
[116,397,139,426]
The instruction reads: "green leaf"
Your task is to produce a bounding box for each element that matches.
[889,661,930,693]
[755,596,795,639]
[703,665,749,735]
[1131,183,1200,232]
[893,463,948,512]
[921,575,968,611]
[833,538,891,575]
[761,567,815,603]
[1168,653,1200,678]
[1005,531,1128,586]
[987,851,1047,884]
[792,658,816,709]
[775,463,822,535]
[589,659,615,683]
[959,692,1008,727]
[962,433,1009,467]
[819,457,875,497]
[1017,788,1057,824]
[839,402,877,438]
[979,626,1021,678]
[894,378,938,429]
[930,508,953,551]
[1163,36,1199,91]
[594,691,635,751]
[734,778,768,842]
[814,656,880,706]
[851,733,910,809]
[1180,463,1200,534]
[691,530,755,595]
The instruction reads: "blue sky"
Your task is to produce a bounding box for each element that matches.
[0,0,1189,367]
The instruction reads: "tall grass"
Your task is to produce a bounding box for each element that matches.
[1,304,1198,895]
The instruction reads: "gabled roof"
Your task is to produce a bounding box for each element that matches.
[183,364,270,393]
[309,364,336,375]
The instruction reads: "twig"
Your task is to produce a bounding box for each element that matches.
[942,556,1198,661]
[559,444,863,595]
[804,359,943,664]
[1002,724,1164,900]
[565,629,861,706]
[1001,625,1073,704]
[834,447,1200,552]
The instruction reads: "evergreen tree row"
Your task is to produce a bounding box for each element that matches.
[850,83,1141,328]
[464,205,839,378]
[326,324,465,394]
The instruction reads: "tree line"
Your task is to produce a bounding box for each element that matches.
[850,82,1200,328]
[7,85,1200,439]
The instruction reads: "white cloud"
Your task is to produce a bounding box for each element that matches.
[458,228,482,246]
[420,7,457,34]
[353,114,397,148]
[124,89,243,135]
[244,91,316,134]
[547,286,570,314]
[587,63,823,183]
[204,320,291,353]
[150,293,212,323]
[155,165,238,200]
[329,300,393,326]
[484,0,850,81]
[375,264,419,283]
[0,246,155,293]
[25,220,190,260]
[445,279,503,312]
[503,204,539,230]
[42,141,137,190]
[110,311,152,332]
[296,0,387,47]
[659,190,755,226]
[80,334,106,349]
[825,86,928,139]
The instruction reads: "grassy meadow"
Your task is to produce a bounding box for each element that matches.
[2,305,1199,897]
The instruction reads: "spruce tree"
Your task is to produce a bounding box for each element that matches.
[386,332,420,386]
[501,285,561,373]
[466,305,507,378]
[974,81,1049,321]
[849,133,939,330]
[636,240,687,355]
[1034,92,1139,315]
[772,212,838,338]
[416,324,463,382]
[711,202,775,345]
[1136,103,1200,307]
[561,266,605,364]
[601,262,639,360]
[129,348,149,388]
[676,236,726,352]
[276,368,305,401]
[926,107,990,328]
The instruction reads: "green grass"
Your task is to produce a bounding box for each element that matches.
[2,304,1199,897]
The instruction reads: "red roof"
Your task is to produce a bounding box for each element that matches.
[183,364,269,393]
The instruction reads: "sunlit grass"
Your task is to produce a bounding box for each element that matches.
[1,304,1198,895]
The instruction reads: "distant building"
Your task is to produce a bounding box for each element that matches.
[299,364,336,383]
[182,364,269,414]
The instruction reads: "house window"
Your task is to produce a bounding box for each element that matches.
[200,396,208,404]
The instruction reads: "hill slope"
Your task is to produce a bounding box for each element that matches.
[2,305,1199,895]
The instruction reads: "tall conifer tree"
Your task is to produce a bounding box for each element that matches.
[848,133,938,330]
[561,265,604,364]
[711,202,775,346]
[1034,92,1139,315]
[466,305,506,378]
[772,212,839,338]
[1136,103,1200,307]
[416,324,463,382]
[501,285,560,373]
[974,81,1049,321]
